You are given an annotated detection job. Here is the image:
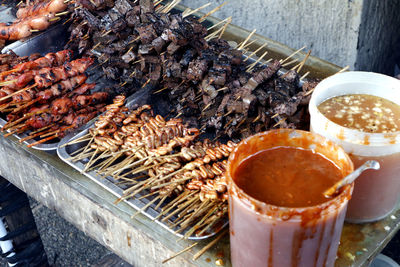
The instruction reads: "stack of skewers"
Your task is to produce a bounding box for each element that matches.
[65,95,234,238]
[65,0,319,141]
[0,49,112,147]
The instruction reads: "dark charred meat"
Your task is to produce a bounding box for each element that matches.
[64,0,317,140]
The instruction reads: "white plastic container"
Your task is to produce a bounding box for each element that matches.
[370,254,400,267]
[309,71,400,223]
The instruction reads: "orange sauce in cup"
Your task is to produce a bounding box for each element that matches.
[233,147,342,207]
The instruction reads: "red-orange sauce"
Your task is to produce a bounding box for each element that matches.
[233,147,343,207]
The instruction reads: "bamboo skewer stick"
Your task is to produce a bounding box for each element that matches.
[153,0,163,6]
[192,229,228,260]
[241,39,258,51]
[237,29,256,50]
[296,50,311,73]
[29,124,56,135]
[337,65,350,74]
[281,58,298,68]
[0,69,18,77]
[183,204,219,239]
[2,108,49,131]
[103,146,145,175]
[246,50,269,72]
[153,86,168,94]
[161,0,181,13]
[273,117,286,127]
[49,17,61,22]
[155,195,168,210]
[40,125,73,138]
[102,154,138,177]
[89,154,121,173]
[178,200,212,230]
[0,79,17,87]
[113,161,166,180]
[12,98,40,114]
[196,210,226,236]
[161,190,190,211]
[68,137,94,161]
[205,20,230,41]
[55,11,69,16]
[280,45,306,64]
[63,16,73,25]
[71,150,97,162]
[206,17,230,31]
[161,195,199,222]
[69,146,86,157]
[83,148,99,172]
[243,42,268,62]
[182,3,211,18]
[151,176,192,191]
[155,193,193,220]
[131,195,162,218]
[300,71,310,80]
[162,242,198,264]
[60,133,91,147]
[138,190,159,200]
[218,17,232,39]
[198,2,227,22]
[3,125,27,137]
[18,127,53,143]
[27,135,58,147]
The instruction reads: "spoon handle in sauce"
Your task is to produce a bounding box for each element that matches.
[324,160,380,197]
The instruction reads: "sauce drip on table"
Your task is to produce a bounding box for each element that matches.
[233,147,343,207]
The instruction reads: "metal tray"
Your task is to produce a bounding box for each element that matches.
[1,23,70,55]
[0,23,119,150]
[57,86,227,240]
[56,23,313,239]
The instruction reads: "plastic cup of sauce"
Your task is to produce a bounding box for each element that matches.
[309,71,400,223]
[226,129,354,267]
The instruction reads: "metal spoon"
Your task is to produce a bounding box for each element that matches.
[324,160,380,197]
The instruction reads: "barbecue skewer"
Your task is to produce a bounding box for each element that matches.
[198,2,227,22]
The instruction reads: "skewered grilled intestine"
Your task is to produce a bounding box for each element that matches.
[64,99,237,237]
[152,141,236,198]
[89,103,199,154]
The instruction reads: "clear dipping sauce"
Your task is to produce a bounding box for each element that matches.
[234,147,342,207]
[227,129,354,267]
